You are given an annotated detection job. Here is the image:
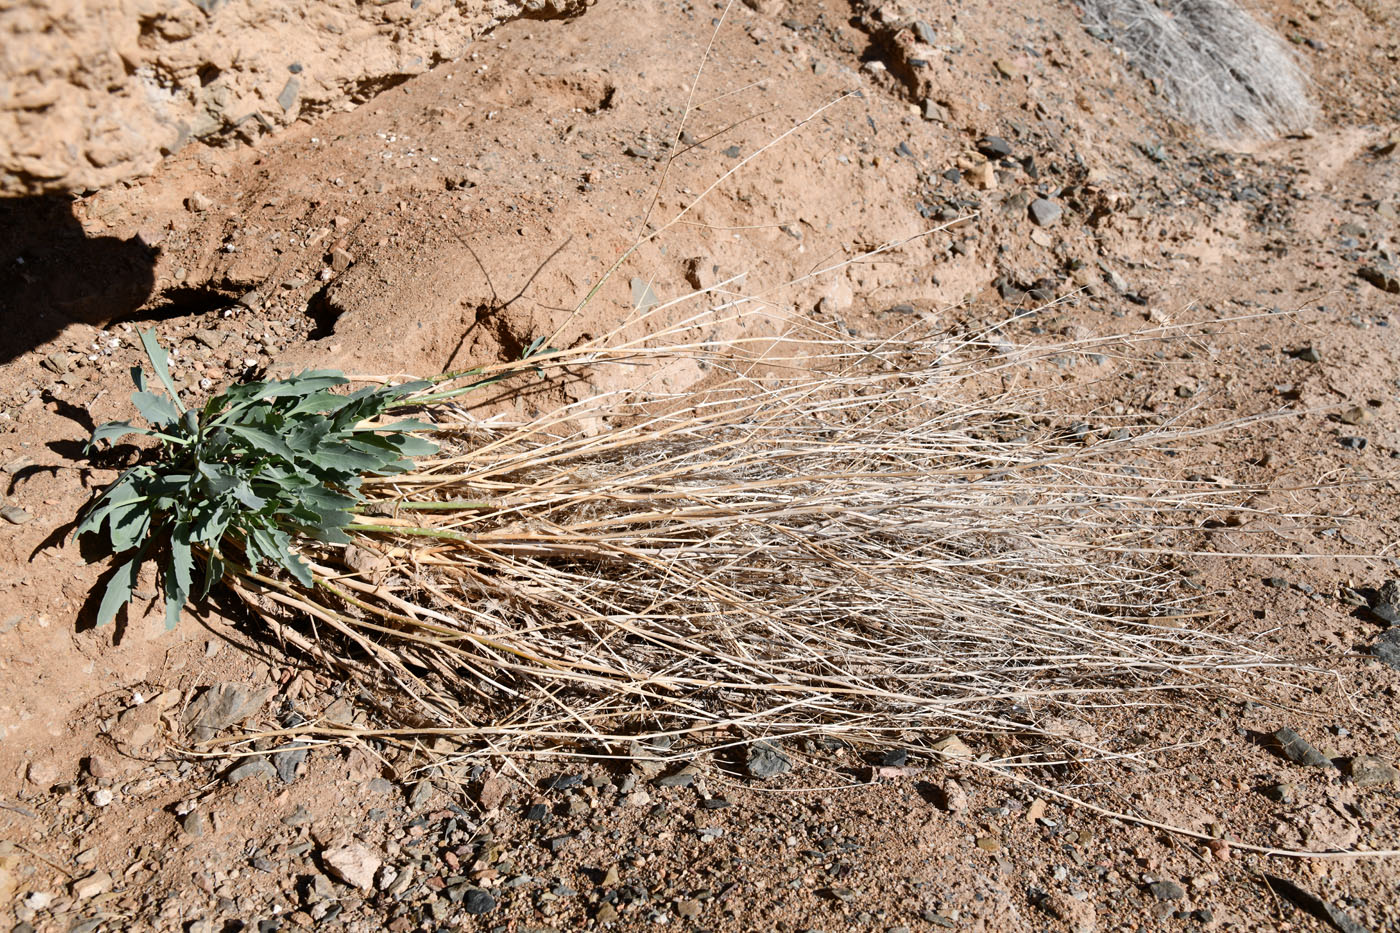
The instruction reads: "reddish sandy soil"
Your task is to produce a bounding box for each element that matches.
[0,0,1398,931]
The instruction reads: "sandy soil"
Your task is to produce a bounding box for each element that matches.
[0,0,1398,930]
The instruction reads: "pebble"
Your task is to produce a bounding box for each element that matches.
[1147,880,1185,901]
[1290,346,1322,363]
[90,789,113,807]
[1271,727,1332,768]
[976,135,1012,159]
[1258,782,1295,804]
[183,683,274,742]
[1039,891,1096,933]
[1028,198,1063,227]
[745,741,792,779]
[320,842,381,890]
[461,888,496,915]
[226,759,277,784]
[181,809,208,838]
[1,505,33,525]
[1346,754,1400,787]
[1338,436,1366,450]
[656,765,699,788]
[1358,266,1400,294]
[71,871,113,900]
[1369,580,1400,624]
[596,903,619,923]
[1370,629,1400,669]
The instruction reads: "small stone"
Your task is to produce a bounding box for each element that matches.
[745,741,791,779]
[912,19,936,43]
[1028,198,1063,227]
[90,788,113,807]
[71,871,113,900]
[1272,727,1332,767]
[524,803,549,821]
[186,192,213,212]
[656,764,699,788]
[1290,346,1322,363]
[2,504,35,525]
[320,842,381,890]
[602,865,621,886]
[461,888,496,915]
[330,247,354,273]
[976,135,1012,159]
[934,779,968,812]
[1370,629,1400,669]
[1347,755,1400,787]
[181,808,207,838]
[25,760,58,787]
[595,903,619,923]
[675,899,701,919]
[683,255,717,291]
[974,835,1001,852]
[1370,580,1400,624]
[1147,880,1185,901]
[878,748,908,768]
[271,745,307,783]
[183,683,274,742]
[277,77,300,113]
[624,144,653,159]
[22,892,52,910]
[1258,782,1295,804]
[1338,436,1367,450]
[1039,892,1096,933]
[1337,405,1374,426]
[226,759,277,784]
[478,775,511,810]
[921,98,942,121]
[1358,266,1400,294]
[967,161,996,190]
[930,735,973,760]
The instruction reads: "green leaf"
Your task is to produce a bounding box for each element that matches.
[130,366,147,392]
[162,564,186,631]
[223,424,297,462]
[132,390,180,428]
[96,553,142,627]
[89,421,151,450]
[138,329,186,414]
[170,522,194,596]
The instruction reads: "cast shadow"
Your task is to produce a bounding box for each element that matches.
[0,195,156,365]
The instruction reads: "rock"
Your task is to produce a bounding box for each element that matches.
[186,192,213,212]
[1337,405,1375,426]
[225,759,277,784]
[1147,880,1185,901]
[879,748,908,768]
[90,788,113,807]
[183,683,274,742]
[967,161,996,190]
[330,247,354,273]
[930,735,973,760]
[276,77,300,113]
[478,775,512,810]
[1,505,34,524]
[22,891,52,910]
[1028,198,1063,227]
[624,144,653,159]
[321,842,382,891]
[1347,755,1400,787]
[1290,346,1322,363]
[181,808,207,838]
[271,744,307,783]
[683,255,717,291]
[595,903,619,923]
[25,759,58,787]
[1358,266,1400,294]
[71,871,113,900]
[40,351,74,373]
[976,135,1012,159]
[1370,580,1400,624]
[745,741,791,779]
[921,98,942,121]
[656,764,699,788]
[675,899,701,919]
[934,779,968,812]
[1258,782,1295,804]
[1039,892,1096,932]
[461,888,496,915]
[1271,727,1332,767]
[1372,628,1400,669]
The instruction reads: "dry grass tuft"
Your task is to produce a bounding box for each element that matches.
[1081,0,1315,139]
[224,311,1306,765]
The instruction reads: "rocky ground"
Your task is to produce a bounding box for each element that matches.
[1,0,1399,930]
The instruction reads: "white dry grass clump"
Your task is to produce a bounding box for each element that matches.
[229,311,1300,766]
[1081,0,1315,139]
